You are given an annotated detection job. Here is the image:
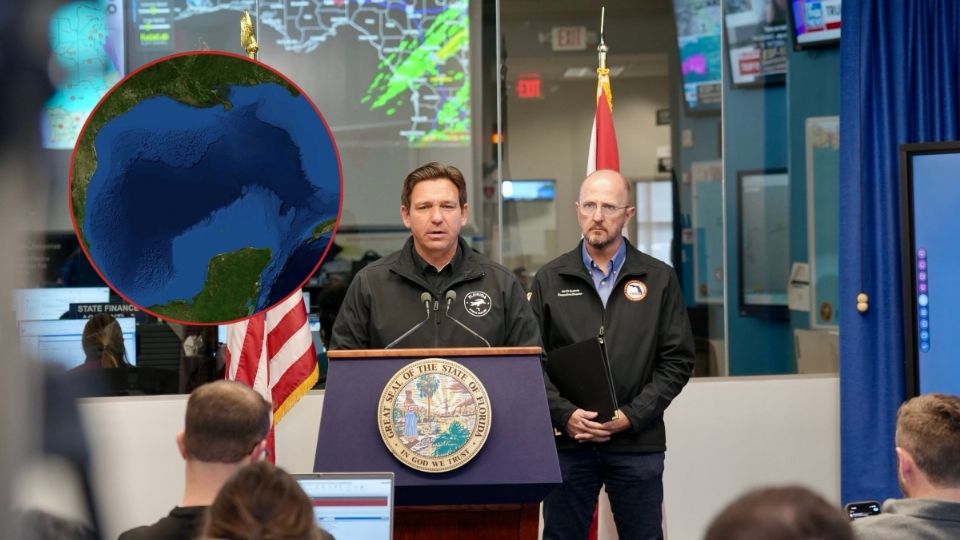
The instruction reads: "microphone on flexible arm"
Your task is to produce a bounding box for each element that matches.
[444,290,491,347]
[385,292,432,349]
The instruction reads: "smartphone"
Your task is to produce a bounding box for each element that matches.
[844,501,882,520]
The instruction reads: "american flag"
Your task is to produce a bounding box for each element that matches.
[224,290,318,460]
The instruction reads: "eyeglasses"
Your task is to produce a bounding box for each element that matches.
[578,201,631,217]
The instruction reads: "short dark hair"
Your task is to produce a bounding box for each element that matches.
[401,162,467,208]
[896,393,960,486]
[704,486,853,540]
[202,462,327,540]
[183,381,271,463]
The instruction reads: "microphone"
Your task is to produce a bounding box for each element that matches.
[385,292,432,349]
[444,290,491,347]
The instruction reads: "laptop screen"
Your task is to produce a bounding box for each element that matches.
[293,472,394,540]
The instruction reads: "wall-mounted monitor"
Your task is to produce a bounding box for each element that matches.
[899,142,960,397]
[42,1,125,150]
[13,287,112,321]
[19,317,137,369]
[672,0,722,114]
[737,169,790,319]
[123,0,256,70]
[502,180,555,202]
[724,0,788,87]
[789,0,841,50]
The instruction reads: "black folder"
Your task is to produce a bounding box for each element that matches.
[545,335,618,423]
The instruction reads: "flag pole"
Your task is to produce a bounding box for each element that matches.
[598,6,607,70]
[596,7,611,111]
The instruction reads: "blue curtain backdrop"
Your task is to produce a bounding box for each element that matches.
[840,0,960,503]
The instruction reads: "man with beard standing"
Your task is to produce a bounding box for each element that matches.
[530,169,695,540]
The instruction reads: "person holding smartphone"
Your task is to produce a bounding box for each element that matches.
[852,393,960,539]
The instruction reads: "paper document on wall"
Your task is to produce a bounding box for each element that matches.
[788,262,811,312]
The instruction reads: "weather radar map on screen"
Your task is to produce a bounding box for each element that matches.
[122,0,474,229]
[259,0,470,146]
[127,0,470,147]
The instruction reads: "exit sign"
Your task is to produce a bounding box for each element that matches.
[516,74,542,99]
[551,26,587,51]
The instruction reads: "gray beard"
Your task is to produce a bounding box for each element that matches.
[585,232,614,250]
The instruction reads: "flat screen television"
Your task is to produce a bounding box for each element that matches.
[671,0,722,114]
[502,180,555,202]
[724,0,788,87]
[41,0,125,151]
[899,142,960,397]
[789,0,841,50]
[123,0,255,70]
[13,287,112,321]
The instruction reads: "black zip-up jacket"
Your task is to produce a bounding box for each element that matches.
[330,237,541,350]
[530,240,695,452]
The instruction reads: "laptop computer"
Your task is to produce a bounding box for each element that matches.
[293,472,395,540]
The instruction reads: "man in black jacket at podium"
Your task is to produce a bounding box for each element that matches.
[530,169,695,540]
[330,162,539,350]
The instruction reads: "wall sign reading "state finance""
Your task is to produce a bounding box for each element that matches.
[378,358,491,473]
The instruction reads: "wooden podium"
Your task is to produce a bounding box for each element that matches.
[314,347,561,539]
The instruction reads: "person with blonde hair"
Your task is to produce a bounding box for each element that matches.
[201,461,333,540]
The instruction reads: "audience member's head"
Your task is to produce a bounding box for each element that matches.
[201,461,329,540]
[179,380,271,464]
[894,393,960,497]
[704,485,853,540]
[81,314,128,368]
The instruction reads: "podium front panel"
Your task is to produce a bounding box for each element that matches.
[313,351,561,505]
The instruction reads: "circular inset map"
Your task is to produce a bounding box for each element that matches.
[378,358,491,473]
[69,52,341,324]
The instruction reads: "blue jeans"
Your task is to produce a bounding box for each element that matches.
[543,448,665,540]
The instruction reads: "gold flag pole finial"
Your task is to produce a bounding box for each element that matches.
[596,7,612,111]
[241,10,259,60]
